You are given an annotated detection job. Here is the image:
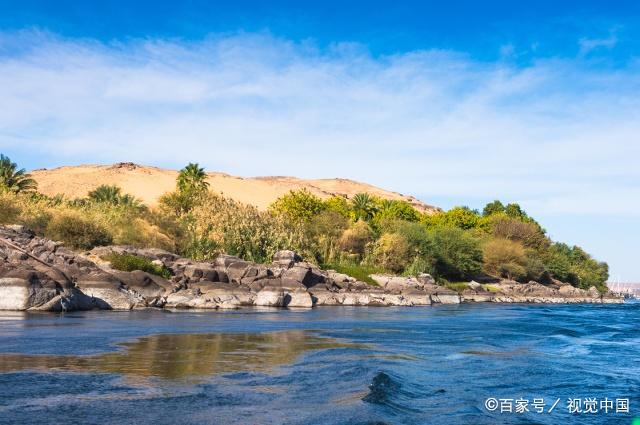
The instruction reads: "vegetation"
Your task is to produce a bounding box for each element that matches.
[103,252,171,279]
[45,211,113,250]
[0,154,610,291]
[0,154,37,193]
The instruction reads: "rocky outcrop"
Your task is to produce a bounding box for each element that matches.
[0,226,623,312]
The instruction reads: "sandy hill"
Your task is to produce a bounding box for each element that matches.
[30,163,438,213]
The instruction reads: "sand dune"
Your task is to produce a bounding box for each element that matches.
[31,163,438,213]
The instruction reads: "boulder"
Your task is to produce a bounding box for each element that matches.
[282,264,325,288]
[183,263,218,282]
[0,269,59,310]
[255,287,286,307]
[272,250,303,268]
[76,272,141,310]
[284,289,313,308]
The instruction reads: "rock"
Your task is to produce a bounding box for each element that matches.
[255,287,286,307]
[213,254,244,269]
[184,263,218,282]
[467,280,482,291]
[272,250,303,268]
[0,269,59,310]
[111,270,172,300]
[225,260,252,284]
[285,289,313,308]
[76,272,141,310]
[282,264,325,288]
[416,273,436,285]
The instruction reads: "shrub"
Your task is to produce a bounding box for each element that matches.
[421,206,483,230]
[430,227,483,280]
[103,252,171,279]
[338,220,374,258]
[46,212,112,250]
[374,200,420,223]
[269,189,326,221]
[545,243,608,291]
[373,233,411,273]
[489,214,549,251]
[0,191,20,224]
[482,238,528,281]
[324,195,352,219]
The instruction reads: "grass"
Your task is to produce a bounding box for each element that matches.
[103,252,172,279]
[323,262,383,286]
[442,281,469,293]
[484,284,501,293]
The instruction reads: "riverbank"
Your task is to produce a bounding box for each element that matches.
[0,225,622,312]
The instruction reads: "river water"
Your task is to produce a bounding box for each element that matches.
[0,303,638,424]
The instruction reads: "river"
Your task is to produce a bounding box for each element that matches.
[0,303,638,424]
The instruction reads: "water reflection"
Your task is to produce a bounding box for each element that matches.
[0,331,356,381]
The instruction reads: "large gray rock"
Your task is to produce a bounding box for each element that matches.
[76,272,141,310]
[272,250,303,268]
[0,269,59,310]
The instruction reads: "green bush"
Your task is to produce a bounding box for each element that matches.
[430,227,483,280]
[104,252,171,279]
[269,189,326,221]
[421,206,484,230]
[46,212,112,250]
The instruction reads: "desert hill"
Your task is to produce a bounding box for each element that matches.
[31,163,439,213]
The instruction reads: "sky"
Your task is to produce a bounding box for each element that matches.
[0,0,639,281]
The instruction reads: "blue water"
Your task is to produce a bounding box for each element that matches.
[0,303,638,424]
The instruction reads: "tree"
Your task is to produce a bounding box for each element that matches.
[373,233,411,273]
[88,185,122,203]
[482,238,528,281]
[324,195,352,219]
[177,163,209,194]
[269,189,325,221]
[374,200,420,223]
[489,215,549,251]
[88,185,145,210]
[430,227,483,279]
[0,154,37,193]
[483,200,505,216]
[422,206,482,230]
[351,193,378,221]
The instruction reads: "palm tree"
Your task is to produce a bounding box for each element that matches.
[87,185,145,210]
[177,163,209,194]
[0,154,37,192]
[88,185,122,203]
[351,193,378,221]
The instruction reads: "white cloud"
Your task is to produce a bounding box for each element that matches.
[1,30,639,218]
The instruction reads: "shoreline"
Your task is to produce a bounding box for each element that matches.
[0,225,622,312]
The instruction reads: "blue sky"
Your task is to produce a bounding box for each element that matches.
[1,1,639,281]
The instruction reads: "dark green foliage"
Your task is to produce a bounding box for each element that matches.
[545,243,609,291]
[46,213,112,250]
[177,163,209,193]
[104,252,171,279]
[351,193,378,221]
[483,200,505,216]
[0,154,37,193]
[430,227,483,280]
[88,185,145,210]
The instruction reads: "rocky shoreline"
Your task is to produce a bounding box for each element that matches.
[0,225,622,312]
